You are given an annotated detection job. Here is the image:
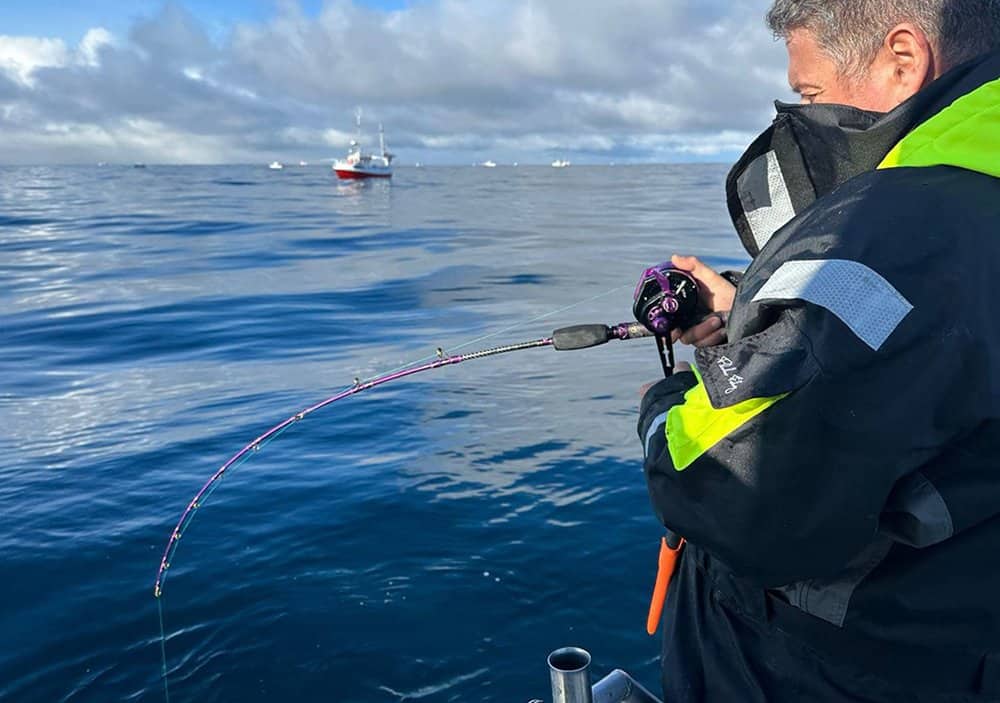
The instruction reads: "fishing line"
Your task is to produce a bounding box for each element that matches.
[157,599,172,703]
[357,282,638,376]
[153,282,644,698]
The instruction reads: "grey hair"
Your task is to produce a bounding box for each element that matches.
[766,0,1000,76]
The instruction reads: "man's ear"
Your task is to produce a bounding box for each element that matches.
[885,22,937,97]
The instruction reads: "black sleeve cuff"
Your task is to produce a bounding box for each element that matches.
[720,270,744,287]
[637,370,698,439]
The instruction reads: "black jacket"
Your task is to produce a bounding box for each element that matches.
[638,51,1000,701]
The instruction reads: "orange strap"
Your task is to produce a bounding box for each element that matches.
[646,536,685,636]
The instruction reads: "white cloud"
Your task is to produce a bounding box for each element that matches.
[0,36,69,86]
[280,126,355,147]
[0,28,113,86]
[78,28,114,67]
[631,131,762,156]
[7,116,254,164]
[0,1,790,164]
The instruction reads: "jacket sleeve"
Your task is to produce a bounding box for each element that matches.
[638,371,700,457]
[638,258,979,588]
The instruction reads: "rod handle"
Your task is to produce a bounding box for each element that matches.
[552,325,612,350]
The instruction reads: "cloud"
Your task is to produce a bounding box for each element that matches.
[79,28,115,67]
[0,36,70,86]
[0,0,789,164]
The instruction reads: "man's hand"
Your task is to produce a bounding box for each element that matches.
[669,255,735,348]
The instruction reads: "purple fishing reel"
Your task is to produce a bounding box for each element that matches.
[632,263,700,376]
[633,263,700,335]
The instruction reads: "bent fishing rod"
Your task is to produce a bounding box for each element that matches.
[153,262,700,702]
[153,319,655,596]
[154,262,702,598]
[154,262,700,597]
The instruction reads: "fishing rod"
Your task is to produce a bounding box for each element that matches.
[153,261,701,700]
[152,319,655,597]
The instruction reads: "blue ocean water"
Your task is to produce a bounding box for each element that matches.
[0,164,747,703]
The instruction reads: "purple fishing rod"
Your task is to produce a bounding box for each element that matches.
[153,320,651,598]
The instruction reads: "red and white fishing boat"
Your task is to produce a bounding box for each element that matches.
[333,111,394,180]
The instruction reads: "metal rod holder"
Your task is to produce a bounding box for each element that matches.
[542,648,664,703]
[548,647,593,703]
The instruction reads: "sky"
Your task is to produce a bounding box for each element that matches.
[0,0,793,165]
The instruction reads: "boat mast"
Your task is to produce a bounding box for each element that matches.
[351,108,362,150]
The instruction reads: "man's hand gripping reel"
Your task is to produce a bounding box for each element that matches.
[632,263,700,377]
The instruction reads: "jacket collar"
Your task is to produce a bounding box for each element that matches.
[725,49,1000,257]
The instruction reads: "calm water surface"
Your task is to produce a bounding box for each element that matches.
[0,164,747,702]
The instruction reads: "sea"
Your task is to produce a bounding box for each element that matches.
[0,164,748,703]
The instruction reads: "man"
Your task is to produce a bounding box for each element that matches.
[637,1,1000,701]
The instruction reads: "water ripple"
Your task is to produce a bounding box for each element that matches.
[0,164,742,703]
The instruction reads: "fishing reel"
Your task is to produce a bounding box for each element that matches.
[632,263,700,377]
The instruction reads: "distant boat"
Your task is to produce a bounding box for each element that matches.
[481,160,497,168]
[133,163,147,169]
[298,160,308,166]
[269,161,284,170]
[551,159,570,168]
[333,110,393,180]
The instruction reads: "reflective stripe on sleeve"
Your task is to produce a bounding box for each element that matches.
[644,411,669,458]
[751,259,912,351]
